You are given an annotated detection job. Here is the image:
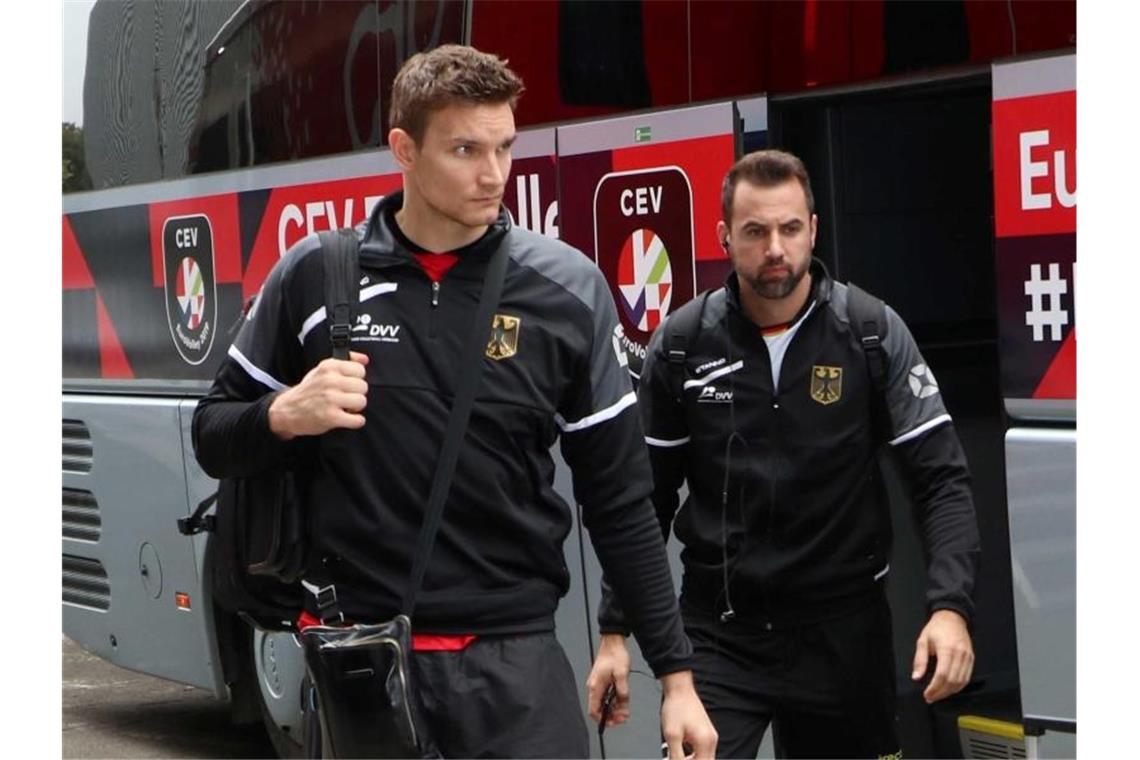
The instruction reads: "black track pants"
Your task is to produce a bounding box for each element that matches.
[414,632,589,758]
[684,596,901,759]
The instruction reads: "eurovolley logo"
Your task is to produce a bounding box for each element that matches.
[592,165,696,376]
[163,214,216,366]
[175,257,206,329]
[618,227,673,331]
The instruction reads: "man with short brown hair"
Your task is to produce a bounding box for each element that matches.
[389,43,525,143]
[719,150,816,224]
[194,44,716,758]
[587,149,980,758]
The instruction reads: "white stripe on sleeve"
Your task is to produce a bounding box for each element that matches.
[298,307,328,345]
[297,282,399,344]
[556,392,637,432]
[888,414,952,447]
[228,344,287,391]
[683,360,744,389]
[646,435,690,448]
[360,282,398,301]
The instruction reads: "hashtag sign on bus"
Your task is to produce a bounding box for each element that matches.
[1024,263,1069,342]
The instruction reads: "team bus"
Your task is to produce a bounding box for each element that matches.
[63,1,1076,756]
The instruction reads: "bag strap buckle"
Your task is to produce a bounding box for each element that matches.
[302,580,345,625]
[329,322,351,349]
[316,585,344,625]
[176,513,215,535]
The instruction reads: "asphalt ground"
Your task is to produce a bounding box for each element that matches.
[63,636,275,759]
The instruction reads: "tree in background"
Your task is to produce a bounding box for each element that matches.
[63,122,92,193]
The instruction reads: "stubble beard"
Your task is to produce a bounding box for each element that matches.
[743,260,808,301]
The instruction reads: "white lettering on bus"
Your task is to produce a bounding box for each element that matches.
[278,205,305,259]
[277,195,384,257]
[1020,129,1075,211]
[174,227,199,248]
[620,186,663,217]
[514,173,559,238]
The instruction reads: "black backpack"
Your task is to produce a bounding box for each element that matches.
[178,229,360,630]
[662,282,890,436]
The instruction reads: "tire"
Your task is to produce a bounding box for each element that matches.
[250,626,307,759]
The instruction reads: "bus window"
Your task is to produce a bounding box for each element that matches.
[72,1,467,190]
[188,1,466,175]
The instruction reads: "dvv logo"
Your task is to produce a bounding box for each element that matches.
[351,313,401,343]
[697,385,733,403]
[163,215,217,365]
[618,228,673,331]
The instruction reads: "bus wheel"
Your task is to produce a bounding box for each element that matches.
[250,626,306,759]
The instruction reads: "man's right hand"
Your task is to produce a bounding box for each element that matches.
[268,351,370,439]
[660,670,717,760]
[587,633,632,727]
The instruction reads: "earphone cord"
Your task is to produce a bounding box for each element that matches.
[720,345,745,621]
[721,431,745,620]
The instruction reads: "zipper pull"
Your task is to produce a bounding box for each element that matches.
[431,280,440,307]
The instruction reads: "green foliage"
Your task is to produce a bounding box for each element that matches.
[63,122,92,193]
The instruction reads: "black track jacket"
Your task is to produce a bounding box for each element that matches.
[193,192,692,676]
[600,260,980,631]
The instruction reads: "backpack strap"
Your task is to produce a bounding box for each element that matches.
[846,282,891,440]
[177,492,217,536]
[320,229,360,361]
[302,229,361,623]
[665,290,712,404]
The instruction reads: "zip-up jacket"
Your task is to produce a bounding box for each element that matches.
[193,192,692,676]
[600,259,980,630]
